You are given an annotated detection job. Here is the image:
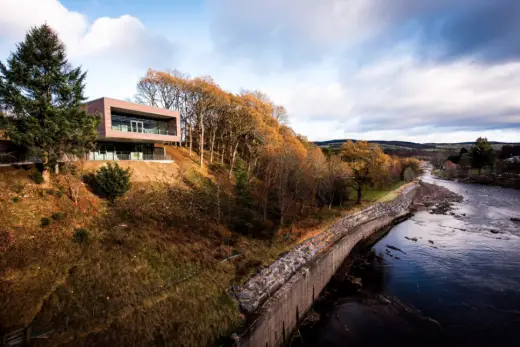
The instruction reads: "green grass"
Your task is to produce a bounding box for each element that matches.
[365,181,407,202]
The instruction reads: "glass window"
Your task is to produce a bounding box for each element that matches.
[110,109,171,135]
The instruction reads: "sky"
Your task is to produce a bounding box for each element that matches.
[1,0,519,143]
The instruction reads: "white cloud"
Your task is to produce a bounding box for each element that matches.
[0,0,87,45]
[0,0,518,143]
[0,0,176,99]
[350,58,520,131]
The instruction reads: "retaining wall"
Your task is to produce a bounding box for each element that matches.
[235,184,418,347]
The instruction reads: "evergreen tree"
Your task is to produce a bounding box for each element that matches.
[0,24,99,172]
[470,137,494,175]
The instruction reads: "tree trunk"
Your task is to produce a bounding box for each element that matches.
[199,115,204,168]
[356,185,362,205]
[210,130,216,163]
[221,144,226,164]
[328,191,334,210]
[228,141,239,178]
[188,124,193,157]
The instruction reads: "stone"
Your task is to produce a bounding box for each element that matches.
[231,183,430,314]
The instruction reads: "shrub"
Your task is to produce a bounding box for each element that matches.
[29,169,44,184]
[93,163,131,202]
[234,161,252,207]
[12,196,21,203]
[73,228,89,244]
[40,217,51,227]
[208,161,225,173]
[11,181,25,195]
[51,212,65,221]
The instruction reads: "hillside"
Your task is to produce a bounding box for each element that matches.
[315,139,519,152]
[0,146,410,346]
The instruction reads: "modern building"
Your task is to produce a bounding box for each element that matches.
[86,97,180,161]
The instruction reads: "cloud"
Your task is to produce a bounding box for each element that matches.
[436,1,520,63]
[242,54,520,140]
[349,57,520,132]
[206,0,520,142]
[209,0,520,68]
[0,0,518,143]
[0,0,176,99]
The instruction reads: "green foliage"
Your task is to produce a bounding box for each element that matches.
[12,196,20,203]
[72,228,89,244]
[29,170,44,184]
[470,137,494,174]
[234,159,252,207]
[0,24,100,168]
[93,163,131,202]
[51,212,65,221]
[40,217,51,227]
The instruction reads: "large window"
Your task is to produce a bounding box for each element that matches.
[110,110,174,135]
[89,142,158,160]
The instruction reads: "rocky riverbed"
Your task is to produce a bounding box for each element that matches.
[411,181,463,214]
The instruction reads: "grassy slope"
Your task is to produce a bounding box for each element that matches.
[0,149,407,346]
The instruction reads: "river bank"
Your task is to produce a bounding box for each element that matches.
[291,173,520,347]
[433,170,520,189]
[230,181,461,347]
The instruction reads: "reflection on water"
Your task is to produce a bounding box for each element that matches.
[297,175,520,347]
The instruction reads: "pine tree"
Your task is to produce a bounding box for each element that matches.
[0,24,99,173]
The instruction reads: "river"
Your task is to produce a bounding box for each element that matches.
[293,174,520,347]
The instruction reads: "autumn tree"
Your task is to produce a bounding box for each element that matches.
[317,153,351,209]
[470,137,494,175]
[341,140,389,204]
[0,24,99,177]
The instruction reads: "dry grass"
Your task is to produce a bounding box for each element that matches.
[0,166,293,346]
[0,157,408,346]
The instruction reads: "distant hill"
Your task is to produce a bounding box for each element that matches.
[314,139,436,150]
[314,139,520,152]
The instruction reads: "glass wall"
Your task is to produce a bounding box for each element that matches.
[89,142,157,161]
[110,110,174,135]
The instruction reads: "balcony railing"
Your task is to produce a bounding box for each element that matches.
[89,152,172,161]
[111,125,175,136]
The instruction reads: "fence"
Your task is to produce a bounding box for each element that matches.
[88,152,171,161]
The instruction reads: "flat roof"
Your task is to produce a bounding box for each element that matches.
[86,97,180,119]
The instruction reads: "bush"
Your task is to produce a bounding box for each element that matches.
[51,212,65,221]
[12,196,21,203]
[41,217,51,227]
[73,228,89,244]
[29,169,44,184]
[92,163,131,202]
[11,181,25,195]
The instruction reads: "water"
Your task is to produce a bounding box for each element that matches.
[296,175,520,347]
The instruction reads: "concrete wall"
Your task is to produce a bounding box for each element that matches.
[235,185,418,347]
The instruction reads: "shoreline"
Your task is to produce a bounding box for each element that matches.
[433,171,520,190]
[229,181,461,347]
